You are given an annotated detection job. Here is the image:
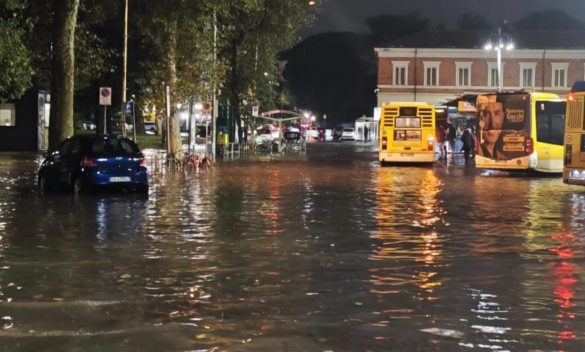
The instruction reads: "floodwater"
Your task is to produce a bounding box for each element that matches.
[0,143,584,352]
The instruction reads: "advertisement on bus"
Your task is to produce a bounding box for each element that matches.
[477,93,529,161]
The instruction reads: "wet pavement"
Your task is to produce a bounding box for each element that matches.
[0,143,584,351]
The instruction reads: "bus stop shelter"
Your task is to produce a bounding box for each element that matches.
[354,116,378,142]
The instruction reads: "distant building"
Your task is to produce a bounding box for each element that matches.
[375,30,585,106]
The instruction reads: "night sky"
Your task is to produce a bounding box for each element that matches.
[303,0,585,35]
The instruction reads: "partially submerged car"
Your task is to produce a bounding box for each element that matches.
[38,135,149,195]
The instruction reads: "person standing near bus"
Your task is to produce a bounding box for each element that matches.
[446,120,456,155]
[461,126,475,162]
[436,124,446,160]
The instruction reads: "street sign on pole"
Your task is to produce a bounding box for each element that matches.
[252,106,259,116]
[99,87,112,106]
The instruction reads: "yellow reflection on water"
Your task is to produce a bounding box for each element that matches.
[370,168,445,307]
[257,169,282,235]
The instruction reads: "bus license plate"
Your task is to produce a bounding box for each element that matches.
[110,176,131,183]
[401,153,414,157]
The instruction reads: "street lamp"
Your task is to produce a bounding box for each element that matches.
[484,24,514,92]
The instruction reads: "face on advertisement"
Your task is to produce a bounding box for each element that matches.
[479,101,504,145]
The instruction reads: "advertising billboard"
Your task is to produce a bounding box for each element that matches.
[477,93,529,161]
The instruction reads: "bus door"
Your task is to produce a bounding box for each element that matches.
[534,99,566,171]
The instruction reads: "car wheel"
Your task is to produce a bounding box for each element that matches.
[38,175,47,194]
[73,178,84,196]
[138,185,149,195]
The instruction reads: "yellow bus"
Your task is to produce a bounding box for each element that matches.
[379,102,436,164]
[563,81,585,185]
[475,91,566,173]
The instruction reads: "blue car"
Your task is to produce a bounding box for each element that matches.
[38,135,149,195]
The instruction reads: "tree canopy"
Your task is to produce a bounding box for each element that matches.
[0,0,32,102]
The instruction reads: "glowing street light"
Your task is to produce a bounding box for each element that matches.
[484,23,514,92]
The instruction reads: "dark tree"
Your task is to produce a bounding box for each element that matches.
[283,33,377,126]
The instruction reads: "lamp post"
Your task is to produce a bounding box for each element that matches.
[484,24,514,92]
[121,0,128,137]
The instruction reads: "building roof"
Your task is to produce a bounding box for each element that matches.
[379,30,585,50]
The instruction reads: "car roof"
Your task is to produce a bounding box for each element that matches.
[72,134,133,142]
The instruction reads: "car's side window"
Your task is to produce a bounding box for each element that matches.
[57,140,71,156]
[120,140,137,154]
[70,139,82,155]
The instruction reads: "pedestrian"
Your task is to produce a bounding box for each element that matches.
[460,126,475,162]
[436,125,446,160]
[446,121,456,155]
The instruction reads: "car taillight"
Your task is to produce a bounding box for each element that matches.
[427,136,435,151]
[81,156,97,168]
[382,137,387,149]
[565,145,572,166]
[139,153,145,166]
[525,137,534,155]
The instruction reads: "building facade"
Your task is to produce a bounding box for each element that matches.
[376,47,585,106]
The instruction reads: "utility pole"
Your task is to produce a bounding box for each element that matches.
[166,85,171,156]
[211,9,218,160]
[120,0,129,137]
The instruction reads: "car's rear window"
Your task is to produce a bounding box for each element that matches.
[91,139,139,155]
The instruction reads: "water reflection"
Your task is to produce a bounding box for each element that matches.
[371,167,445,332]
[1,150,585,351]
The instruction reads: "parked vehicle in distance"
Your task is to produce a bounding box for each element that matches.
[144,122,156,135]
[305,128,319,140]
[340,128,356,141]
[38,135,149,195]
[333,127,343,140]
[255,126,277,145]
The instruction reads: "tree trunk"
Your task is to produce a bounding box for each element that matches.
[167,20,182,159]
[49,0,79,150]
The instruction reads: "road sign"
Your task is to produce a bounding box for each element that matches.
[252,106,259,116]
[99,87,112,106]
[125,101,133,115]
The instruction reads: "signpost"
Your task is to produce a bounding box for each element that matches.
[125,101,135,140]
[99,87,112,134]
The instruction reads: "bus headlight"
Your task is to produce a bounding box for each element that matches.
[570,170,585,179]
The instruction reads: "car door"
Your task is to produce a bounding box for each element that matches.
[42,139,70,187]
[54,138,79,186]
[58,138,83,186]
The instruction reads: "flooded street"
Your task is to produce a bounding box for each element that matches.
[1,143,585,351]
